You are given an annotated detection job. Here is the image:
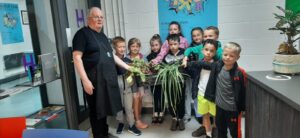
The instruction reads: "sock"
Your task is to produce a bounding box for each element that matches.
[159,112,164,116]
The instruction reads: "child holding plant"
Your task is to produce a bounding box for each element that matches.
[126,37,149,129]
[112,36,142,136]
[162,34,186,131]
[146,34,165,124]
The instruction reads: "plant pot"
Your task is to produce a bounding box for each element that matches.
[273,54,300,74]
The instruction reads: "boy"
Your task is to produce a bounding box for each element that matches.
[186,39,219,138]
[163,34,186,131]
[112,36,142,136]
[182,26,222,137]
[187,42,246,138]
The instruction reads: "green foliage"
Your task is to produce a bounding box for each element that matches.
[153,61,188,114]
[125,58,149,85]
[269,6,300,54]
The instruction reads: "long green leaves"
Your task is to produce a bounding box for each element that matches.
[152,61,188,115]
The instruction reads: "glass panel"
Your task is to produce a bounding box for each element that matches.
[31,0,67,128]
[0,0,67,129]
[0,0,42,117]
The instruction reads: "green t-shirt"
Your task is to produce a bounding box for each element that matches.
[184,41,223,60]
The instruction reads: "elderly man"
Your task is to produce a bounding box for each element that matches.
[73,7,130,138]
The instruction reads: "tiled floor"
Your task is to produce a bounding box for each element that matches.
[89,114,245,138]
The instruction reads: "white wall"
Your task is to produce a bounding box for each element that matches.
[218,0,285,71]
[0,0,33,79]
[104,0,286,71]
[123,0,159,55]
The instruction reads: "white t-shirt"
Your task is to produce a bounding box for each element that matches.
[197,68,211,96]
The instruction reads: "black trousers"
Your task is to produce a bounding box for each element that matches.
[86,93,108,138]
[151,85,164,113]
[85,68,109,138]
[216,106,242,138]
[166,85,185,119]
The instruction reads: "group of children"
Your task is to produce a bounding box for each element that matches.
[111,21,246,138]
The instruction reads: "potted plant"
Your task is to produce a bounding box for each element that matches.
[269,6,300,74]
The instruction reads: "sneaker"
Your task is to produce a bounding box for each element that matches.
[157,116,164,124]
[192,126,206,137]
[184,117,191,123]
[212,127,217,138]
[183,115,191,123]
[128,125,142,136]
[170,118,178,131]
[178,119,185,130]
[116,123,124,134]
[152,116,158,124]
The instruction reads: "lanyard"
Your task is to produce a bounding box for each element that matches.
[89,29,112,58]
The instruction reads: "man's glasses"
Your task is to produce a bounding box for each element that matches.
[89,16,104,20]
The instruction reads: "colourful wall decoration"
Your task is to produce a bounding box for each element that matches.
[158,0,218,43]
[0,3,24,45]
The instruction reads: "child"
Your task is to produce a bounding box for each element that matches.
[146,34,165,124]
[163,34,186,131]
[183,26,223,64]
[126,38,149,129]
[182,26,222,137]
[184,27,204,123]
[151,21,189,65]
[187,42,246,138]
[186,39,219,138]
[112,37,142,136]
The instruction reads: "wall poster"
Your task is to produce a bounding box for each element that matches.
[158,0,218,43]
[0,3,24,45]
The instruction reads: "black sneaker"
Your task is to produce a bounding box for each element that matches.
[128,125,142,136]
[157,116,164,124]
[170,118,178,131]
[152,116,158,124]
[116,123,124,134]
[192,126,206,137]
[178,119,185,130]
[212,127,217,138]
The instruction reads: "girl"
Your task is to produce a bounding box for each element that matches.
[126,38,149,129]
[151,21,189,65]
[146,34,164,124]
[184,27,204,123]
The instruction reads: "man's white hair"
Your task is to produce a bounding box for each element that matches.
[88,7,101,17]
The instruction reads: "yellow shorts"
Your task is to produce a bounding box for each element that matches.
[197,95,216,116]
